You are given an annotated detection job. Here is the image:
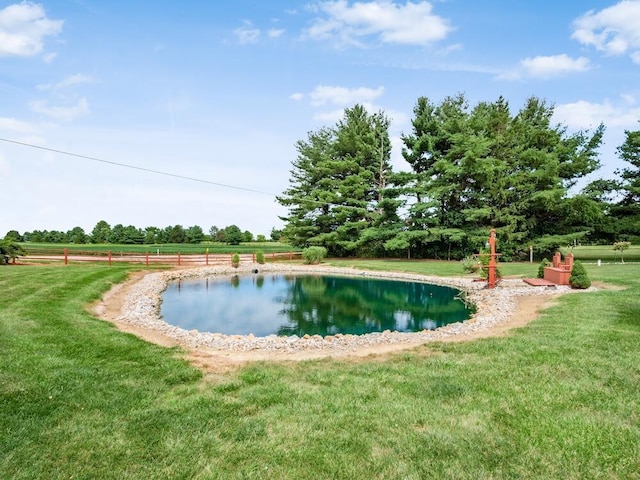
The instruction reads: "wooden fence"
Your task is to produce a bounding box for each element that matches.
[20,249,301,266]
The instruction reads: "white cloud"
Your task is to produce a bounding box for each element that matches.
[304,0,453,47]
[37,74,93,92]
[553,99,640,130]
[268,28,285,39]
[621,93,636,104]
[312,108,347,123]
[498,54,591,80]
[289,92,304,101]
[29,97,90,122]
[572,1,640,62]
[0,2,63,57]
[0,116,37,134]
[42,51,57,63]
[309,85,384,106]
[233,21,260,44]
[520,54,591,78]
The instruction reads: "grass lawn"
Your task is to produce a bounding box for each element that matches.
[1,261,639,479]
[562,244,640,263]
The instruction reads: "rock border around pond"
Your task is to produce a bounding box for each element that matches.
[110,263,582,355]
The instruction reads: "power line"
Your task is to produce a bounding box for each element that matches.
[0,137,278,197]
[1,136,389,214]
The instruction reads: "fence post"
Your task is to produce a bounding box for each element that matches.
[64,248,68,265]
[289,251,293,260]
[178,253,181,266]
[253,253,256,263]
[146,252,149,266]
[206,248,209,266]
[108,250,112,266]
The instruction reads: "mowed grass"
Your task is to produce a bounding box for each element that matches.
[562,244,640,263]
[326,258,537,277]
[1,262,639,479]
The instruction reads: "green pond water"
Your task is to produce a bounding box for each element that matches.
[160,274,475,337]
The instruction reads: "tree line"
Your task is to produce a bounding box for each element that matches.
[277,95,640,260]
[4,222,283,246]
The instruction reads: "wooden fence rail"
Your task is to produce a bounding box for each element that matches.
[21,250,301,266]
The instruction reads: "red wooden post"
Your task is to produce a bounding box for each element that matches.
[145,252,149,266]
[178,253,181,266]
[206,248,209,266]
[252,253,256,263]
[108,250,112,266]
[289,251,293,260]
[64,248,68,265]
[488,229,497,289]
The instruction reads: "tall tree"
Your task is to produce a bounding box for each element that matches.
[167,225,186,243]
[613,123,640,239]
[278,104,392,256]
[185,225,204,244]
[224,225,243,245]
[67,226,88,244]
[91,220,111,243]
[398,94,604,258]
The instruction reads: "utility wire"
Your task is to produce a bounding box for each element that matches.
[0,137,278,196]
[1,136,390,214]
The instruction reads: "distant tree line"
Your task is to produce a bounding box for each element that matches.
[4,222,284,246]
[277,95,640,260]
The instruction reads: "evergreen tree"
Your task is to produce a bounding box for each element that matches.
[613,124,640,239]
[278,104,392,256]
[398,94,604,259]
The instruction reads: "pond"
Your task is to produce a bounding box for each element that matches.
[160,274,475,337]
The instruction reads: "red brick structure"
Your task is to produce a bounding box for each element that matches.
[544,252,574,285]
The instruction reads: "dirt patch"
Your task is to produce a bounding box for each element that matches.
[91,271,182,349]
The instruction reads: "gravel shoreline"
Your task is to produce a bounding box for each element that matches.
[112,263,582,355]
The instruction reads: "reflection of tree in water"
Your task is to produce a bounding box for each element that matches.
[277,275,472,337]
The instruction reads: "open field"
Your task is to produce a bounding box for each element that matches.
[1,261,639,478]
[561,244,640,263]
[20,241,300,256]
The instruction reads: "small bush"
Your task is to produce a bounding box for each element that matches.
[255,251,265,264]
[538,258,550,278]
[569,260,591,289]
[476,250,502,279]
[461,256,480,273]
[231,253,240,268]
[302,246,327,265]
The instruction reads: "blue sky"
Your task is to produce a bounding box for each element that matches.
[1,0,639,237]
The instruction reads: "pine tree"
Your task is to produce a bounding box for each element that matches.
[277,105,392,256]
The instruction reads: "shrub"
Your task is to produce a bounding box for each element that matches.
[461,256,480,273]
[302,246,327,265]
[0,240,26,265]
[569,260,591,289]
[255,251,265,264]
[537,258,550,278]
[231,253,240,268]
[476,250,502,279]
